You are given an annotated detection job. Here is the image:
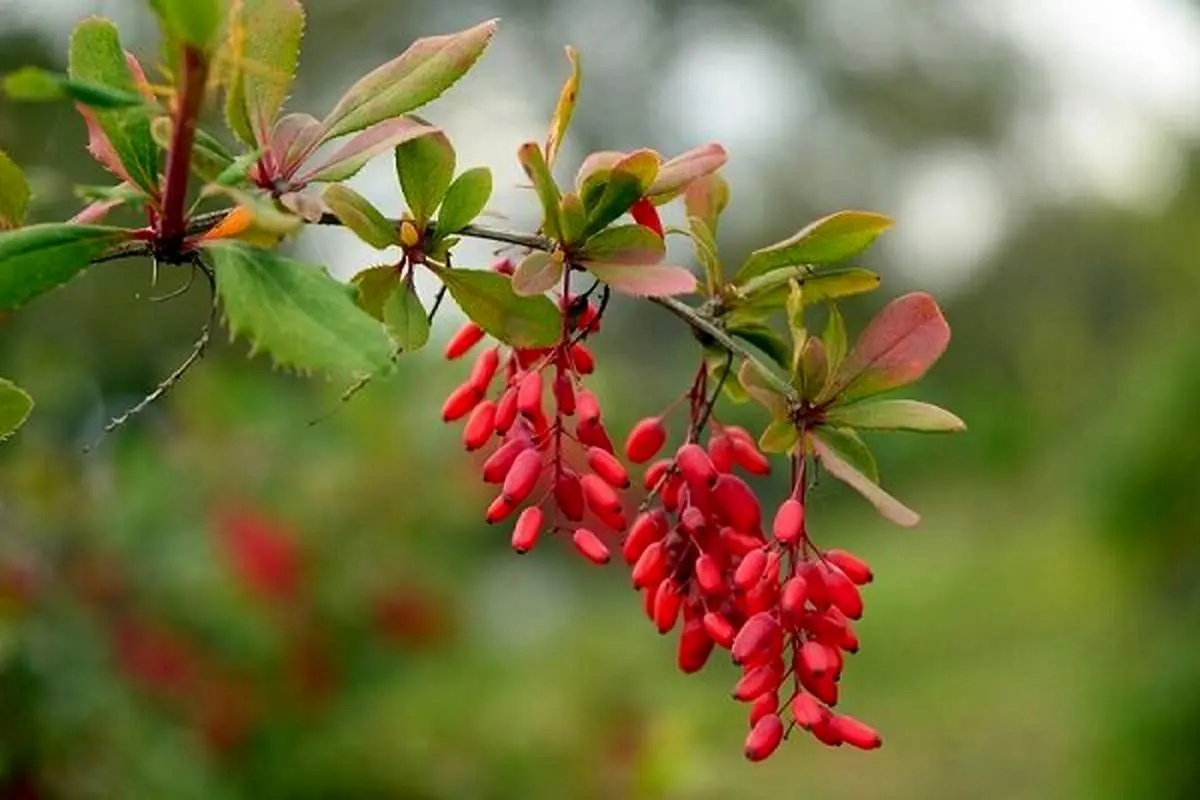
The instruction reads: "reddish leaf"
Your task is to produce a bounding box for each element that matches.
[583,262,696,297]
[810,430,919,527]
[822,292,950,403]
[647,143,727,200]
[270,112,324,179]
[297,116,437,184]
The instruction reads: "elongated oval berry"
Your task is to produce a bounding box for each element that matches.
[732,611,779,665]
[781,576,809,620]
[749,691,779,727]
[653,579,682,634]
[800,639,831,676]
[722,529,766,557]
[632,541,668,589]
[576,388,601,424]
[679,505,707,538]
[806,670,840,707]
[442,382,482,422]
[733,663,779,701]
[831,715,882,750]
[712,474,761,534]
[742,574,779,616]
[592,501,628,533]
[570,342,595,374]
[734,549,768,591]
[643,459,672,492]
[676,443,718,490]
[486,494,515,525]
[702,611,736,648]
[726,427,771,476]
[678,616,714,673]
[554,471,585,522]
[772,498,805,544]
[553,372,576,416]
[445,322,485,360]
[502,449,543,505]
[622,510,667,564]
[708,433,736,474]
[462,401,497,451]
[576,417,614,453]
[820,562,864,620]
[744,713,784,762]
[511,507,543,554]
[630,196,664,238]
[799,560,830,609]
[572,528,610,565]
[825,549,873,585]
[468,347,500,392]
[586,447,630,489]
[791,692,829,730]
[625,417,667,464]
[581,473,622,515]
[517,371,543,418]
[693,553,723,595]
[481,438,527,484]
[810,715,845,747]
[493,387,519,434]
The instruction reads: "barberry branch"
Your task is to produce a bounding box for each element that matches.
[157,45,210,253]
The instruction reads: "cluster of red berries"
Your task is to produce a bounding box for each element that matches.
[442,259,626,565]
[619,417,882,759]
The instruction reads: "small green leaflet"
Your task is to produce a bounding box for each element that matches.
[517,142,562,241]
[436,167,492,236]
[735,211,892,282]
[351,265,400,320]
[383,282,430,352]
[0,224,129,310]
[427,265,560,349]
[323,185,396,249]
[823,399,965,433]
[759,419,799,454]
[206,241,394,377]
[149,0,223,47]
[395,131,455,226]
[3,67,146,109]
[224,0,305,145]
[0,149,30,229]
[0,378,33,441]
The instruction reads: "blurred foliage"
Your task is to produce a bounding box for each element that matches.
[1,0,1199,798]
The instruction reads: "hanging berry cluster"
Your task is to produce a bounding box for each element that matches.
[0,6,965,764]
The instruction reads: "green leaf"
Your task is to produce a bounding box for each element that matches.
[684,172,729,235]
[0,378,33,442]
[189,127,236,182]
[822,292,951,404]
[738,266,881,307]
[810,426,878,484]
[436,167,492,236]
[351,265,400,320]
[810,427,918,527]
[558,192,587,246]
[785,279,807,378]
[383,282,430,352]
[735,210,893,282]
[517,142,562,241]
[823,399,965,433]
[3,67,146,108]
[583,149,659,238]
[822,303,847,379]
[578,224,664,265]
[149,0,223,47]
[323,184,396,249]
[728,322,789,370]
[205,241,394,376]
[738,360,789,419]
[224,0,305,145]
[69,19,159,196]
[320,19,498,140]
[759,419,800,454]
[0,224,129,310]
[427,265,560,349]
[798,338,828,400]
[705,347,748,404]
[511,251,564,297]
[543,46,580,169]
[0,149,30,230]
[210,149,262,188]
[686,215,722,295]
[395,130,455,226]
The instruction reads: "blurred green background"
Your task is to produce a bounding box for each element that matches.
[2,0,1199,797]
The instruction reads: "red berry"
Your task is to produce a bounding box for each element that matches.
[653,579,682,634]
[772,498,805,544]
[501,448,543,505]
[490,257,515,275]
[554,471,586,522]
[677,616,714,673]
[462,401,497,451]
[468,347,500,392]
[781,576,809,620]
[576,389,601,424]
[733,663,779,702]
[694,553,724,595]
[732,612,779,665]
[580,474,622,516]
[631,541,668,589]
[444,322,485,360]
[831,715,882,750]
[625,417,667,464]
[708,433,736,473]
[572,528,611,565]
[679,505,707,537]
[791,692,829,730]
[630,196,664,238]
[726,427,771,476]
[712,474,761,533]
[749,692,780,727]
[576,417,614,453]
[553,372,576,416]
[810,715,845,747]
[702,611,736,648]
[824,549,873,585]
[798,560,830,609]
[622,511,667,564]
[517,371,543,418]
[569,342,595,374]
[493,387,519,434]
[744,713,784,762]
[722,529,766,557]
[675,443,718,491]
[441,382,482,422]
[511,507,543,553]
[486,494,515,525]
[733,549,768,591]
[586,447,630,489]
[800,640,831,676]
[643,459,672,492]
[481,438,528,484]
[821,563,864,619]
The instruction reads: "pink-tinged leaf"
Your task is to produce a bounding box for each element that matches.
[70,198,123,224]
[822,292,950,403]
[810,430,919,527]
[574,150,623,194]
[511,251,564,296]
[647,143,727,200]
[823,399,965,433]
[278,190,326,223]
[297,117,437,184]
[582,262,696,297]
[123,52,155,102]
[271,113,323,180]
[577,224,664,265]
[320,19,498,140]
[79,104,133,183]
[582,149,661,238]
[224,0,305,146]
[544,45,580,169]
[684,172,730,235]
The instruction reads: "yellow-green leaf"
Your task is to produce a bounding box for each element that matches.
[0,377,33,442]
[511,251,564,296]
[736,210,893,282]
[323,184,396,249]
[150,0,223,48]
[738,359,789,419]
[0,224,129,310]
[395,130,455,226]
[517,142,562,241]
[544,46,580,169]
[823,399,965,433]
[383,282,430,352]
[427,265,560,349]
[224,0,305,145]
[351,265,400,320]
[436,167,492,236]
[759,420,800,454]
[0,149,29,230]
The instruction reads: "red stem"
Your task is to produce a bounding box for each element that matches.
[157,45,209,250]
